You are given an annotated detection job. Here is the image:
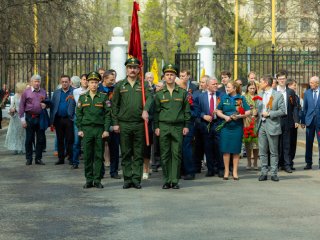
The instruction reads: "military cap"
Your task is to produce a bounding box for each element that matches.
[87,71,101,81]
[162,63,178,74]
[125,57,141,66]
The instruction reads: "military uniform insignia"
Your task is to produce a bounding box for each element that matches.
[77,101,82,108]
[160,99,169,103]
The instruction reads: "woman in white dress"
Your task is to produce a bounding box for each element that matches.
[4,82,27,154]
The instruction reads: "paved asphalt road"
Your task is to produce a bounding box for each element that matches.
[0,128,320,240]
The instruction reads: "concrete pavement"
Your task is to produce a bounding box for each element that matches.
[0,128,320,240]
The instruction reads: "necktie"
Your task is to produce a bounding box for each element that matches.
[209,93,214,115]
[314,90,318,106]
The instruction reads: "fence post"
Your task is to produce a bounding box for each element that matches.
[175,42,181,73]
[271,44,275,77]
[48,45,52,99]
[143,41,148,74]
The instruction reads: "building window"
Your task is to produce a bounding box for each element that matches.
[277,0,287,14]
[277,18,287,32]
[300,18,311,32]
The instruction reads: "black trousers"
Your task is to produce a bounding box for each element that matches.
[54,116,74,162]
[278,125,291,168]
[289,127,298,166]
[25,114,45,161]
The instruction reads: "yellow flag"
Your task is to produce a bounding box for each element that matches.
[150,58,159,84]
[200,68,206,79]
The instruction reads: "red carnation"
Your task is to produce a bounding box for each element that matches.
[238,106,245,115]
[252,96,263,101]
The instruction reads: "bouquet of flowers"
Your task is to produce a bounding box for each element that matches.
[243,118,258,143]
[187,89,193,106]
[207,96,220,132]
[215,98,245,132]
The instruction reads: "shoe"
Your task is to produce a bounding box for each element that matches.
[304,164,312,170]
[253,166,259,170]
[162,183,171,189]
[284,167,293,173]
[172,183,180,189]
[233,177,240,181]
[83,182,93,189]
[132,183,142,189]
[142,172,149,180]
[258,175,268,181]
[55,160,64,165]
[291,167,296,171]
[111,174,121,179]
[94,182,104,188]
[35,159,45,165]
[71,165,79,169]
[223,177,229,180]
[26,160,32,165]
[271,175,279,181]
[53,151,58,157]
[205,172,215,177]
[218,171,224,178]
[184,174,195,180]
[123,183,132,189]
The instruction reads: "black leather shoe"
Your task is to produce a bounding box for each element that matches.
[111,174,121,179]
[94,182,104,188]
[55,160,64,165]
[132,183,142,189]
[172,183,180,189]
[35,160,45,165]
[218,171,224,178]
[83,182,93,189]
[271,175,279,181]
[123,183,132,189]
[162,183,171,189]
[205,172,215,177]
[26,160,32,165]
[304,164,312,170]
[71,165,79,169]
[258,175,268,181]
[233,177,240,181]
[183,174,195,180]
[284,167,292,173]
[291,167,296,171]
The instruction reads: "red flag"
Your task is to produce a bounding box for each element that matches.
[128,1,142,65]
[128,1,149,146]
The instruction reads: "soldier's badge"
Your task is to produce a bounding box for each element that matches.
[106,100,112,107]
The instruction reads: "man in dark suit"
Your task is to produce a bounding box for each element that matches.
[301,76,320,170]
[195,77,224,177]
[50,75,76,165]
[179,69,198,180]
[287,79,302,168]
[217,70,231,94]
[276,70,299,173]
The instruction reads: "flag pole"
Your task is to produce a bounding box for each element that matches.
[140,68,150,146]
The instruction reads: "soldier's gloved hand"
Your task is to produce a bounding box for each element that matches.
[102,131,109,138]
[113,125,120,133]
[78,131,84,137]
[155,128,160,136]
[182,128,189,136]
[142,110,149,122]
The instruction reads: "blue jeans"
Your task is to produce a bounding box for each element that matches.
[72,121,81,165]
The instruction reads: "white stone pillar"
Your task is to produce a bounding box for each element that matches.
[108,27,128,81]
[195,27,216,79]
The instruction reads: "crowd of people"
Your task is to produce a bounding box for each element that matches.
[2,57,320,189]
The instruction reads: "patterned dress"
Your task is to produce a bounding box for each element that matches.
[243,93,259,149]
[4,94,26,152]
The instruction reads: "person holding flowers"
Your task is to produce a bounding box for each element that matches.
[256,75,286,182]
[216,81,251,180]
[243,82,260,170]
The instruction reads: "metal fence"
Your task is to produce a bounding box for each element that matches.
[0,45,110,97]
[174,45,320,88]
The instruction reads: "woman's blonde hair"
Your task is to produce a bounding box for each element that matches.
[16,82,27,94]
[227,81,241,94]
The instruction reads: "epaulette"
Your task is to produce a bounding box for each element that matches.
[100,92,107,95]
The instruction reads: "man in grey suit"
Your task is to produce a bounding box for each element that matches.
[256,75,286,181]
